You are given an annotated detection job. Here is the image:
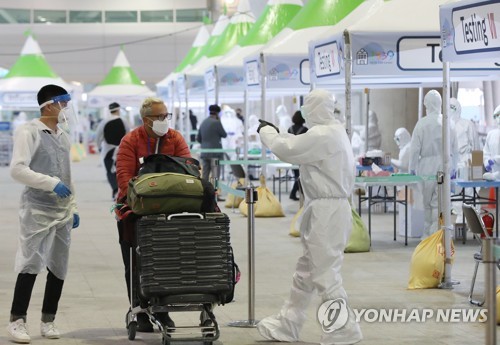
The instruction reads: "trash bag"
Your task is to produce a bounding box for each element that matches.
[408,229,455,289]
[344,208,370,253]
[289,206,303,237]
[225,178,245,208]
[239,175,284,217]
[497,286,500,324]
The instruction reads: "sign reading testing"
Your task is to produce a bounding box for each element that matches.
[452,1,500,54]
[313,41,341,78]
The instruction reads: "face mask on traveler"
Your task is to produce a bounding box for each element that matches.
[151,119,169,136]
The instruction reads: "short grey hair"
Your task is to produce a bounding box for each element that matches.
[140,97,164,117]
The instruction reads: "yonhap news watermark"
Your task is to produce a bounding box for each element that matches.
[318,298,488,332]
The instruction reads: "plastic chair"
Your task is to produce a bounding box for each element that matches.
[462,203,499,306]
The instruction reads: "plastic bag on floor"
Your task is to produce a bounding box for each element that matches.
[239,175,284,217]
[289,206,303,237]
[345,208,370,253]
[497,286,500,324]
[225,178,245,208]
[408,229,455,289]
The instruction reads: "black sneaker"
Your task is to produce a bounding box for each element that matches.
[136,313,154,333]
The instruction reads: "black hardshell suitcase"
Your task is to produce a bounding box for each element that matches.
[136,212,235,304]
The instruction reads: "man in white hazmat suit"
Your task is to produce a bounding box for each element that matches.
[6,84,79,343]
[449,98,481,166]
[409,90,458,238]
[256,89,362,345]
[483,105,500,180]
[391,127,411,173]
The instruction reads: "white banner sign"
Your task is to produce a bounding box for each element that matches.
[441,0,500,62]
[245,59,260,87]
[1,92,38,107]
[266,55,310,89]
[205,67,215,92]
[218,66,245,91]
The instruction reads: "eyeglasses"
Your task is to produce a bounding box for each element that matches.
[147,113,172,121]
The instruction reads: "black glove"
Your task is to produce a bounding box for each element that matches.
[257,119,280,134]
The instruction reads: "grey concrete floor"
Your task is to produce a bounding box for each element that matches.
[0,154,497,345]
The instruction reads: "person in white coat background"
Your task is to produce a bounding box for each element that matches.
[483,105,500,180]
[256,89,362,345]
[391,127,411,173]
[449,97,481,166]
[409,90,458,238]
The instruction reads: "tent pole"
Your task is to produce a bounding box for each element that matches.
[243,89,249,183]
[260,53,267,166]
[215,66,220,106]
[440,60,454,290]
[343,30,352,141]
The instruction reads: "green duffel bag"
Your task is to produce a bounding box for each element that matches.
[127,172,205,216]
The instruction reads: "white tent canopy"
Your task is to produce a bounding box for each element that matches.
[88,50,154,108]
[0,36,71,109]
[309,0,500,87]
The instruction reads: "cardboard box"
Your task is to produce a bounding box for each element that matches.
[470,150,484,180]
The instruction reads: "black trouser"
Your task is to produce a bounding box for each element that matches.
[10,269,64,323]
[290,169,301,198]
[104,148,118,196]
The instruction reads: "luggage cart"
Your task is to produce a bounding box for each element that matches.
[0,122,13,166]
[126,212,237,345]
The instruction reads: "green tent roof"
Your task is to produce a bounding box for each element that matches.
[239,2,302,47]
[98,50,142,86]
[5,36,59,78]
[287,0,364,30]
[174,26,210,73]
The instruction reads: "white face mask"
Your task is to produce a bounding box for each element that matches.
[151,119,169,136]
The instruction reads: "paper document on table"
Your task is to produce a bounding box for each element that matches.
[371,163,382,174]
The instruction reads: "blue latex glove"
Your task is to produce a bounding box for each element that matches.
[72,214,80,229]
[53,182,71,198]
[485,159,494,172]
[450,169,457,179]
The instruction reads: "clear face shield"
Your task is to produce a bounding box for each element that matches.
[40,94,78,133]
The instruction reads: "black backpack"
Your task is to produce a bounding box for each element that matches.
[104,118,126,146]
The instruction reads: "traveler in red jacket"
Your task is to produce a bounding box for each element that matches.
[115,97,190,332]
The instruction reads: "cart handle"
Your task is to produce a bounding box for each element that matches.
[167,212,204,220]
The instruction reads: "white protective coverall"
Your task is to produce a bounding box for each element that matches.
[449,98,481,165]
[409,90,457,237]
[10,119,77,280]
[366,110,382,151]
[483,105,500,180]
[390,127,411,173]
[257,89,362,345]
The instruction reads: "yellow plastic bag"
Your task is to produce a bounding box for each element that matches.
[497,286,500,324]
[225,178,245,208]
[239,175,284,217]
[70,144,82,162]
[344,208,370,253]
[408,229,455,289]
[289,207,303,237]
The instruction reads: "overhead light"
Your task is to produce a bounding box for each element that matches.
[140,80,146,85]
[125,106,132,111]
[225,0,235,4]
[81,93,87,102]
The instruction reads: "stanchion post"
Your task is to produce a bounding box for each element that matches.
[484,238,496,345]
[210,158,220,200]
[228,185,259,328]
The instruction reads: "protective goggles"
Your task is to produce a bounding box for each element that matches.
[39,94,71,109]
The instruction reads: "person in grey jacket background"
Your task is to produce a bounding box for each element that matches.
[197,104,227,182]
